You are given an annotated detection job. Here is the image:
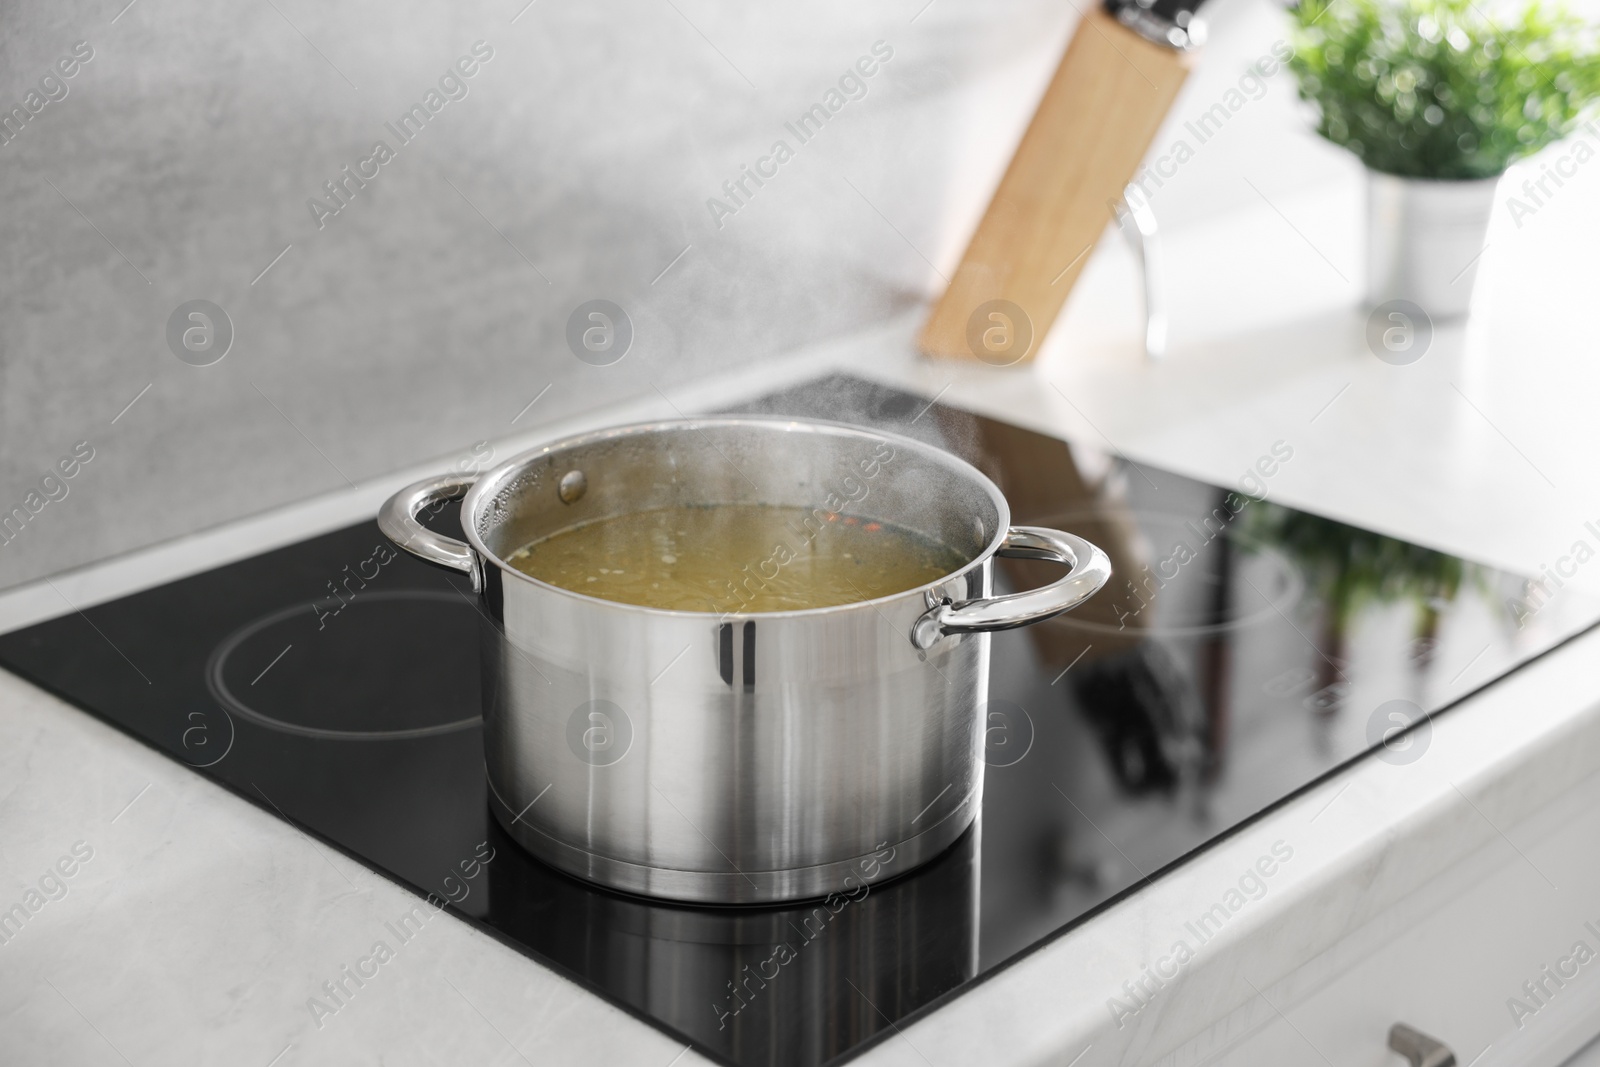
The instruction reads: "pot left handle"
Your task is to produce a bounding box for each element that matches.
[378,474,482,590]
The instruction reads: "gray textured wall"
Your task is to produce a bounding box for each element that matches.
[0,0,1083,588]
[0,0,1310,589]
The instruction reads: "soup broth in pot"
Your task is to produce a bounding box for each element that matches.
[506,503,969,613]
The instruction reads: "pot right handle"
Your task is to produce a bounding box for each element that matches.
[378,473,482,589]
[911,527,1111,650]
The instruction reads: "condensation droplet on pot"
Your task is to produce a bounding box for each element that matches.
[558,470,587,504]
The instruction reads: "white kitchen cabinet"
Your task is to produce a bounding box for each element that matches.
[1191,763,1600,1067]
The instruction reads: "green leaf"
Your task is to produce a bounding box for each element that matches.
[1286,0,1600,178]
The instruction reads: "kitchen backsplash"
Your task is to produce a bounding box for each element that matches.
[0,0,1318,589]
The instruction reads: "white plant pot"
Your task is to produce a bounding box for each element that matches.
[1365,171,1500,320]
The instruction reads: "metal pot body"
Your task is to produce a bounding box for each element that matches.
[380,418,1109,904]
[1366,171,1500,320]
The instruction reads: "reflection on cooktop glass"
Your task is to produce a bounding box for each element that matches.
[3,374,1596,1067]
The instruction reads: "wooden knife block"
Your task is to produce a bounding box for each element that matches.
[919,7,1193,363]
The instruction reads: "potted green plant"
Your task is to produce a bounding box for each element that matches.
[1288,0,1600,318]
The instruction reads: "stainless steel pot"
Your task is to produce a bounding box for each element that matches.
[379,417,1109,904]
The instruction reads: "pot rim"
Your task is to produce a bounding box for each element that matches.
[458,415,1012,620]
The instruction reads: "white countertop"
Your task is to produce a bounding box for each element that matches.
[4,144,1600,1065]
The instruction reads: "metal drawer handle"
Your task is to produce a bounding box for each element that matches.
[911,527,1111,650]
[1389,1023,1456,1067]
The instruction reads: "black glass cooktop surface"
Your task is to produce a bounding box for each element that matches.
[3,375,1596,1067]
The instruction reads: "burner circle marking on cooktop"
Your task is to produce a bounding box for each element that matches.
[206,589,481,740]
[1024,510,1303,637]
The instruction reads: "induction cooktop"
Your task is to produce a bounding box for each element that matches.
[3,374,1596,1067]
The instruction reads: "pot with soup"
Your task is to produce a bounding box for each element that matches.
[379,418,1109,904]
